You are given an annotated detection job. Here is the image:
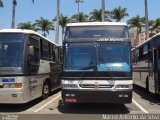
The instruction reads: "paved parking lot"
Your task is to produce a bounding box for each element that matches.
[0,86,160,120]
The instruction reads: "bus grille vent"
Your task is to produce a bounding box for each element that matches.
[79,84,114,88]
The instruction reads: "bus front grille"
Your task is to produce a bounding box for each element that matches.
[79,84,114,88]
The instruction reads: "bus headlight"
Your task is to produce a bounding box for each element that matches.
[61,84,78,89]
[115,84,133,89]
[3,83,23,88]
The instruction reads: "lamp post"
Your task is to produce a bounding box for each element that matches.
[75,0,84,22]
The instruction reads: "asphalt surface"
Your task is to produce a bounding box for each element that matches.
[0,86,160,120]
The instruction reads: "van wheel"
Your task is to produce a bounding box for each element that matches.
[42,81,50,99]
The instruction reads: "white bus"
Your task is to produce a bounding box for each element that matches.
[132,33,160,95]
[0,29,61,104]
[61,22,132,103]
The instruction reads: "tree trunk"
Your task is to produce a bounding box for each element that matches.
[78,2,80,22]
[137,27,140,44]
[62,27,64,41]
[43,31,46,37]
[11,0,16,29]
[144,0,149,40]
[55,0,60,45]
[101,0,105,22]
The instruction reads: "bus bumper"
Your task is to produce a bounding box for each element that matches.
[62,89,132,104]
[0,91,30,104]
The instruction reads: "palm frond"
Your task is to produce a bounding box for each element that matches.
[34,17,54,36]
[0,0,4,7]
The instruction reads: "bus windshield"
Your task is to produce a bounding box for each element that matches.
[64,43,96,71]
[65,26,128,39]
[0,33,25,68]
[64,42,131,72]
[98,42,131,72]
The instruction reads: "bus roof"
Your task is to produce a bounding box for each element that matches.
[66,22,128,27]
[0,29,58,46]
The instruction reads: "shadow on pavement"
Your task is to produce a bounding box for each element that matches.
[133,85,160,105]
[57,100,130,114]
[0,89,60,113]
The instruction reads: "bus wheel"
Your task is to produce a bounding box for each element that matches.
[42,81,50,99]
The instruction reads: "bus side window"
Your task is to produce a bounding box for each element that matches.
[138,47,143,62]
[29,35,40,73]
[55,47,60,63]
[59,46,63,63]
[135,49,139,63]
[48,42,53,60]
[42,39,49,60]
[29,36,40,63]
[52,45,56,62]
[40,38,43,59]
[148,41,154,77]
[132,50,135,63]
[55,47,59,62]
[143,44,148,61]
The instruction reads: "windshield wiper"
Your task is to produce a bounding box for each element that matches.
[79,61,96,80]
[80,64,96,70]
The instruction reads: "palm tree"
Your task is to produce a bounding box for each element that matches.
[54,14,70,40]
[34,17,54,37]
[148,20,155,33]
[89,9,111,22]
[11,0,34,29]
[142,17,155,33]
[17,22,36,31]
[148,20,156,36]
[127,15,144,44]
[0,0,3,7]
[71,12,88,22]
[109,6,129,22]
[152,18,160,33]
[127,15,143,35]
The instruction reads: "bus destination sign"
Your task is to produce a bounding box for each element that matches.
[97,38,124,42]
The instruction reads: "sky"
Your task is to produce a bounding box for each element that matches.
[0,0,160,45]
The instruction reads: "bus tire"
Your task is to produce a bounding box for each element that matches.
[42,81,50,99]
